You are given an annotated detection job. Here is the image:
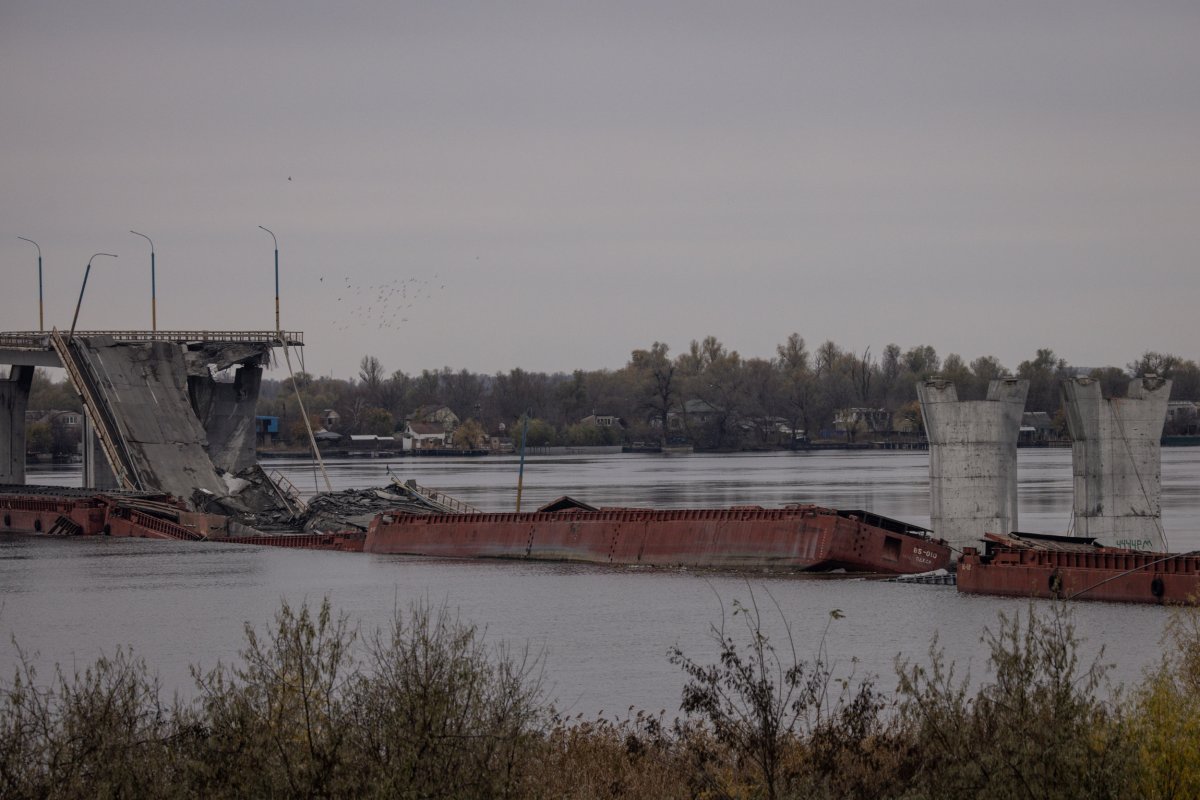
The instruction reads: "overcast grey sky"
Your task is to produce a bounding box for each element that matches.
[4,1,1198,378]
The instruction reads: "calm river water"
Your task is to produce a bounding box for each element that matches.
[3,449,1199,717]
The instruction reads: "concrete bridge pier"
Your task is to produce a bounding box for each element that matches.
[82,417,119,490]
[1062,375,1171,551]
[188,364,263,475]
[1,366,35,484]
[918,378,1029,554]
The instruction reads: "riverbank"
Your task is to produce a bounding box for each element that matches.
[1,596,1194,799]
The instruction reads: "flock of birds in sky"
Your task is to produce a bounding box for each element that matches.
[321,273,447,332]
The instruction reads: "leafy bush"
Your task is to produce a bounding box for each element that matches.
[895,604,1136,800]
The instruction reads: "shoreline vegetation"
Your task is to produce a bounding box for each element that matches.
[3,596,1199,799]
[24,339,1200,458]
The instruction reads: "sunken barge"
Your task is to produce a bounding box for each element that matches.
[1,484,951,576]
[2,329,946,576]
[957,532,1200,605]
[364,500,951,574]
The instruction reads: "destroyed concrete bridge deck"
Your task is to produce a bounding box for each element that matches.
[0,330,303,368]
[2,330,303,499]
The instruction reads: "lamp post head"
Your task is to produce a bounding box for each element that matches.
[18,236,41,257]
[18,237,44,331]
[70,254,118,341]
[129,230,154,253]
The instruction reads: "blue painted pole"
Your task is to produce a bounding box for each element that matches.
[17,237,43,331]
[130,231,156,331]
[516,412,530,512]
[259,226,280,333]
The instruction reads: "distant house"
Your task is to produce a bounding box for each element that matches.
[314,429,342,445]
[402,421,451,451]
[834,408,891,435]
[579,413,623,429]
[348,434,396,451]
[1020,411,1056,443]
[32,410,84,431]
[407,404,461,431]
[26,410,84,455]
[1166,401,1200,435]
[664,399,721,431]
[320,408,341,430]
[255,415,280,447]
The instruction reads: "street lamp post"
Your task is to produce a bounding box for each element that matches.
[258,226,279,334]
[129,231,156,331]
[17,237,43,331]
[69,253,118,342]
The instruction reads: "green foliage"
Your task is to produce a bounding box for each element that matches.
[345,600,545,798]
[24,422,51,455]
[359,406,394,436]
[11,593,1200,797]
[183,599,358,797]
[255,340,1200,450]
[895,604,1136,799]
[669,592,896,800]
[26,369,82,414]
[452,418,487,449]
[519,417,557,447]
[0,647,178,799]
[1127,606,1200,800]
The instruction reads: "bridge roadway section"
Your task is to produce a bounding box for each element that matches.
[0,330,303,501]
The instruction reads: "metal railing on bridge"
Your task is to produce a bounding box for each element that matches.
[0,330,304,349]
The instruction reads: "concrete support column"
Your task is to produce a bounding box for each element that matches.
[187,364,263,474]
[0,365,35,484]
[1062,375,1170,551]
[918,378,1029,553]
[82,416,119,490]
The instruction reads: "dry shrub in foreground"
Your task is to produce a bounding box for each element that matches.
[0,647,177,799]
[5,595,1200,799]
[895,604,1137,800]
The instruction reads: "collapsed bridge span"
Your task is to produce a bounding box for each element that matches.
[1,329,302,508]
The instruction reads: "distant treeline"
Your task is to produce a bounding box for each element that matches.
[255,334,1200,447]
[2,596,1199,799]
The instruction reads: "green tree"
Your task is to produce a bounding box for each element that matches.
[1018,348,1070,413]
[969,355,1009,398]
[358,355,385,404]
[360,407,394,437]
[902,344,940,378]
[452,419,486,449]
[897,605,1135,799]
[629,342,678,443]
[776,334,815,442]
[26,422,52,455]
[938,354,973,397]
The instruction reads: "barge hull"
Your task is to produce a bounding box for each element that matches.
[958,541,1200,604]
[364,505,950,574]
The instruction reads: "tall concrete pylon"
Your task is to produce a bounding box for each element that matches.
[1061,375,1171,551]
[918,378,1029,554]
[0,365,35,484]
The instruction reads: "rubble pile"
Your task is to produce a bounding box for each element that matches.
[192,464,453,535]
[297,486,446,532]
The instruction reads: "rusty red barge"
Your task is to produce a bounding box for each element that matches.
[3,485,950,575]
[364,502,951,574]
[0,486,364,551]
[957,531,1200,605]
